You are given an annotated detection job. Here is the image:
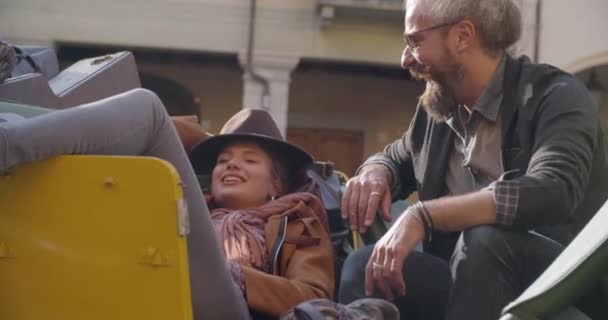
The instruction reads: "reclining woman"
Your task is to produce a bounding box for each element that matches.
[0,88,333,319]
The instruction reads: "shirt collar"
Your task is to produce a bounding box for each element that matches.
[469,55,506,122]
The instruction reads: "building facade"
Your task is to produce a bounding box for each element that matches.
[2,0,607,174]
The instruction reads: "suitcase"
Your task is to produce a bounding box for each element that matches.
[0,73,61,108]
[0,50,141,109]
[49,51,141,108]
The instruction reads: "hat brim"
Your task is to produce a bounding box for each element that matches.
[189,133,313,175]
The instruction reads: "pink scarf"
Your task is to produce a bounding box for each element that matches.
[211,192,328,272]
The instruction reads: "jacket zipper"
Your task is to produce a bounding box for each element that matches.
[269,216,288,275]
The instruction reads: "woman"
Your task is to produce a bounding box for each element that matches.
[189,108,334,318]
[0,89,333,319]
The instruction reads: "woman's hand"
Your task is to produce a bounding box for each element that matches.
[364,207,425,300]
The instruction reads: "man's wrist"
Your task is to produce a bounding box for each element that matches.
[359,163,393,186]
[400,206,426,244]
[412,201,434,243]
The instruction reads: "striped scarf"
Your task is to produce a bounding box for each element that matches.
[211,192,328,272]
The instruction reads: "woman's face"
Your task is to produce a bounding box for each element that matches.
[211,141,280,210]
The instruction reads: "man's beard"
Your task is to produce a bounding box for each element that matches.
[419,80,457,122]
[409,57,462,122]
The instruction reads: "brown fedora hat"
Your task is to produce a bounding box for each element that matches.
[189,108,313,175]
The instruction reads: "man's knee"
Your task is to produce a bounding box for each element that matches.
[338,245,373,303]
[461,225,511,253]
[451,226,515,276]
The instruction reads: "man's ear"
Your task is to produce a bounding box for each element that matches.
[455,20,475,52]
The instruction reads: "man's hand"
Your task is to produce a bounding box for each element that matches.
[364,207,424,300]
[342,164,393,233]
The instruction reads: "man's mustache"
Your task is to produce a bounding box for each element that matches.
[408,62,431,81]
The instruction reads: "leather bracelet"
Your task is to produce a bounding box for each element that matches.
[408,205,426,238]
[418,201,434,234]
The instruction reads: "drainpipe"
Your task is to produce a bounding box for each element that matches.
[245,0,271,110]
[533,0,542,63]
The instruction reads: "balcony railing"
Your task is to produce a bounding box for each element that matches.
[317,0,404,26]
[318,0,404,11]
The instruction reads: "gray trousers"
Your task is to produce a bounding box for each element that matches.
[0,89,249,320]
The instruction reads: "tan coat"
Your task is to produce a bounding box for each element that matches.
[242,201,335,318]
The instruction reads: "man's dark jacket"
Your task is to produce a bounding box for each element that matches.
[378,55,608,259]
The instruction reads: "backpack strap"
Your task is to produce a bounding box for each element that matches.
[13,45,41,74]
[0,41,17,82]
[310,161,334,179]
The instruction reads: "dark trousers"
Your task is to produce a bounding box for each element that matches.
[339,226,564,320]
[338,246,451,320]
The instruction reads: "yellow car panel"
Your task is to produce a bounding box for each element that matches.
[0,156,193,320]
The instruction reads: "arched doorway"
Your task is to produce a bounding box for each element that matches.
[140,72,200,117]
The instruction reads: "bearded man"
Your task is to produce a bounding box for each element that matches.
[338,0,608,319]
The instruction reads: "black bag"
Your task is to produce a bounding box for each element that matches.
[281,298,399,320]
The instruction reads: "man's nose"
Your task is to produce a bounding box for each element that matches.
[400,46,416,70]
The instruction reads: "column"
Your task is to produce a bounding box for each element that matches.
[238,52,300,137]
[514,0,540,61]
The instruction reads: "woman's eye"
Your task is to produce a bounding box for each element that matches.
[217,158,229,164]
[245,159,258,164]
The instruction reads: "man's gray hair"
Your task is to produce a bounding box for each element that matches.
[406,0,522,55]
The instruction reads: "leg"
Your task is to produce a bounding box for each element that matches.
[447,226,564,320]
[339,245,451,320]
[0,89,249,320]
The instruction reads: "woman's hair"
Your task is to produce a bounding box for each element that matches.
[256,140,291,195]
[406,0,522,56]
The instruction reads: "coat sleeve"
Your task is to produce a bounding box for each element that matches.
[506,75,599,229]
[242,219,335,318]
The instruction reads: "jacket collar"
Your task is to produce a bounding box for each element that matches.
[419,54,525,200]
[500,55,525,141]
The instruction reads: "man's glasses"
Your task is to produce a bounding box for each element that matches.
[404,21,458,52]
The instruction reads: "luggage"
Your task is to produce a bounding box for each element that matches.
[0,44,141,109]
[0,73,61,107]
[49,51,141,108]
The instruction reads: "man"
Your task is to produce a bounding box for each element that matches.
[338,0,608,319]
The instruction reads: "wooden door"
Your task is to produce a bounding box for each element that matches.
[287,128,364,177]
